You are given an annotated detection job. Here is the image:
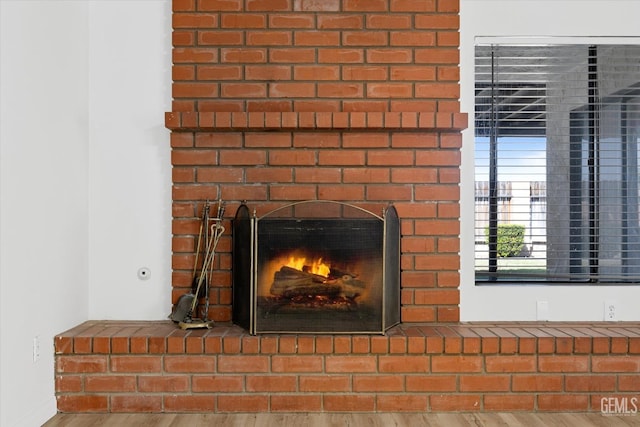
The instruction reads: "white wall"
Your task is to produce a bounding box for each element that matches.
[87,1,172,320]
[460,0,640,321]
[0,2,89,426]
[0,1,171,425]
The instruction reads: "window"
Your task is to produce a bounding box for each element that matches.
[475,43,640,283]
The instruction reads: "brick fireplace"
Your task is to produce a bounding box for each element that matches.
[53,0,640,415]
[166,0,466,325]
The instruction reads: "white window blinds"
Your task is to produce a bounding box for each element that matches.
[474,43,640,283]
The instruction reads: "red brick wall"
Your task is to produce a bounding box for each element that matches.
[166,0,467,323]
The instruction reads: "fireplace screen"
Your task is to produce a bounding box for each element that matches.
[233,201,400,334]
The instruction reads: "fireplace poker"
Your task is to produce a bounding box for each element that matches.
[198,202,211,320]
[194,200,209,299]
[204,200,225,321]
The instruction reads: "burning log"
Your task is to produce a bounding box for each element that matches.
[270,265,366,299]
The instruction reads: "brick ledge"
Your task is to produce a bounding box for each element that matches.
[54,320,640,413]
[55,320,640,355]
[164,111,468,133]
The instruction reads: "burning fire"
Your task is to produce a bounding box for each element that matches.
[285,256,331,278]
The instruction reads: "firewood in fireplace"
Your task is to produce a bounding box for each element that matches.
[270,265,366,299]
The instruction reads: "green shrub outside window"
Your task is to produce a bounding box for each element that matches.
[485,224,525,258]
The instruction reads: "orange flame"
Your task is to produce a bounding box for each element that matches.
[286,256,331,278]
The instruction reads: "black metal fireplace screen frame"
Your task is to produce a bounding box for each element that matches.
[232,200,400,335]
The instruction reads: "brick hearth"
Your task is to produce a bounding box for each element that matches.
[55,321,640,413]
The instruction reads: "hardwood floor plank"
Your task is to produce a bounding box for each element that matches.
[508,413,558,427]
[467,413,513,426]
[43,412,640,427]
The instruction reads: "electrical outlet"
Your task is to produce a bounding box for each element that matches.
[536,301,550,321]
[32,336,40,362]
[604,300,617,322]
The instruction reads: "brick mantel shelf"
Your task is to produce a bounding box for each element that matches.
[165,111,468,133]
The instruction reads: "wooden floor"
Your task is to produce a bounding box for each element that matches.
[43,412,640,426]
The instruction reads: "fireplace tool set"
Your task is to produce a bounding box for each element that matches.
[170,199,225,329]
